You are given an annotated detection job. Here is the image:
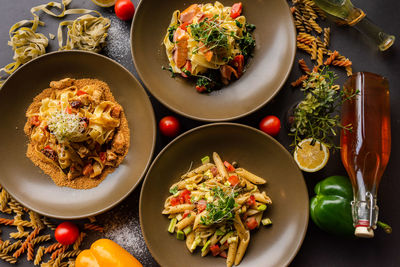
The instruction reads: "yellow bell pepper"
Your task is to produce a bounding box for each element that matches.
[75,239,143,267]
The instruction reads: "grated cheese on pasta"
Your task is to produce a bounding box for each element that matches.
[47,111,85,142]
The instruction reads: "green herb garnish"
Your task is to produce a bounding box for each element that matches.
[162,66,176,77]
[190,19,229,54]
[289,68,357,148]
[235,20,243,28]
[238,31,255,59]
[167,24,177,43]
[200,187,236,225]
[169,186,179,195]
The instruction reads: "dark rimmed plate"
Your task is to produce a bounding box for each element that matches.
[0,51,156,219]
[140,123,308,267]
[131,0,296,121]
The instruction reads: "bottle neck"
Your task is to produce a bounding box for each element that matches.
[351,191,379,238]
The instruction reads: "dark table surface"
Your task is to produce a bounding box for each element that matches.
[0,0,399,266]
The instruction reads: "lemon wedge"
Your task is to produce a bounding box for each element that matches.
[91,0,116,7]
[294,138,329,172]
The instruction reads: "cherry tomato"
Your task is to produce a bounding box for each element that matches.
[230,2,243,19]
[114,0,135,21]
[259,115,281,136]
[223,161,235,172]
[246,217,259,230]
[228,175,239,186]
[55,222,80,245]
[159,116,180,137]
[232,55,244,76]
[209,244,220,256]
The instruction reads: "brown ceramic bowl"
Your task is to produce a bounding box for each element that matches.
[0,51,156,219]
[131,0,296,121]
[140,123,308,267]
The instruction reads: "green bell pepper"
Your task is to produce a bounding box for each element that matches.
[310,176,355,236]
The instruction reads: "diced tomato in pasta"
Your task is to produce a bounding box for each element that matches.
[224,161,235,172]
[228,175,239,186]
[99,152,106,163]
[232,55,244,76]
[179,189,191,204]
[30,115,41,126]
[82,164,93,176]
[197,199,207,213]
[182,210,190,219]
[246,195,256,206]
[170,197,180,206]
[179,22,190,31]
[246,217,258,230]
[196,85,206,93]
[210,244,220,256]
[219,251,227,258]
[77,90,88,96]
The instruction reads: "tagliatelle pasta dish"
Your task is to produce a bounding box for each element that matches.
[24,78,130,189]
[162,152,272,267]
[163,2,256,93]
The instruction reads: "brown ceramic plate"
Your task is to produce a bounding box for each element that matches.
[0,51,156,219]
[140,123,308,266]
[131,0,296,121]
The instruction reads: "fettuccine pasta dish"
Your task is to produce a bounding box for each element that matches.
[24,78,130,189]
[163,2,256,93]
[163,152,272,267]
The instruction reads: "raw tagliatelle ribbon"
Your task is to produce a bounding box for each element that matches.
[0,0,110,87]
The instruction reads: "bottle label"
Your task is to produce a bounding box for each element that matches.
[355,219,370,228]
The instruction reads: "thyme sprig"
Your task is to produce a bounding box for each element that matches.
[289,68,357,149]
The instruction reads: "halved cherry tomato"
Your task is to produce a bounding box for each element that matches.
[197,199,207,213]
[65,106,72,114]
[230,2,242,19]
[232,55,244,76]
[246,195,256,206]
[210,244,220,256]
[228,175,240,186]
[246,217,258,230]
[195,85,206,93]
[76,90,88,96]
[224,161,235,172]
[55,222,80,245]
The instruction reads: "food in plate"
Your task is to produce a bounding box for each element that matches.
[163,2,256,93]
[162,152,272,267]
[24,78,130,189]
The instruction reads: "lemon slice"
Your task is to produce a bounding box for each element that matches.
[91,0,116,7]
[294,138,329,172]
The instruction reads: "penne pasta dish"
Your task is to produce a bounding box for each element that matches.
[163,2,256,93]
[24,78,130,189]
[162,152,272,266]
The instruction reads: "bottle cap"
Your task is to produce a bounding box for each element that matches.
[355,226,374,238]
